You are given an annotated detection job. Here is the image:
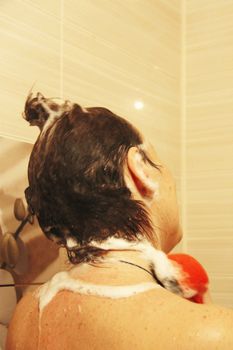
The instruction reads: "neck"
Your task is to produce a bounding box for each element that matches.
[68,248,157,286]
[65,237,195,300]
[67,237,181,290]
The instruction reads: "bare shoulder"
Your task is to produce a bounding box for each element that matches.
[5,285,233,350]
[6,290,39,350]
[137,288,233,349]
[46,287,233,350]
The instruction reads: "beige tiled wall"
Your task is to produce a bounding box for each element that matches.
[62,0,181,180]
[0,0,61,142]
[0,0,181,180]
[185,0,233,308]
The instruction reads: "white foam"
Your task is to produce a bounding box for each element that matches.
[66,237,78,248]
[37,238,197,318]
[37,271,159,313]
[89,237,180,280]
[40,100,63,135]
[88,238,196,298]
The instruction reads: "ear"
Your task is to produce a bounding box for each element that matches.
[127,147,158,200]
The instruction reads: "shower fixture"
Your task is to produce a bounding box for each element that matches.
[0,198,34,270]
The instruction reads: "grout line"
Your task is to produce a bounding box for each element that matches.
[181,0,187,253]
[60,0,64,99]
[0,132,35,144]
[186,236,233,241]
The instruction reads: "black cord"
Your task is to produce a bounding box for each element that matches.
[119,259,166,288]
[119,259,154,278]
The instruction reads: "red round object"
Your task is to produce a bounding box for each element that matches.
[168,253,209,297]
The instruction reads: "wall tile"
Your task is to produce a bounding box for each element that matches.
[186,0,233,307]
[63,0,181,184]
[0,0,61,143]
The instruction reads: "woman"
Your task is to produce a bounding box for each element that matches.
[6,93,233,349]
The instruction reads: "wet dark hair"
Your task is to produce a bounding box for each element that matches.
[25,98,159,263]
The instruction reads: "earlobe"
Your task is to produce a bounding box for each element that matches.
[127,147,159,200]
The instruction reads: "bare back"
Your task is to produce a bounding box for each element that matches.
[6,263,233,350]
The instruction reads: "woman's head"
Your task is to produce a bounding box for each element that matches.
[24,93,182,261]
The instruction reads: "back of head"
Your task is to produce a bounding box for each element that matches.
[24,93,154,262]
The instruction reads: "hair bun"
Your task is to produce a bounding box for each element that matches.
[23,92,51,130]
[23,92,75,131]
